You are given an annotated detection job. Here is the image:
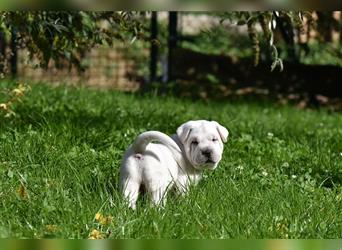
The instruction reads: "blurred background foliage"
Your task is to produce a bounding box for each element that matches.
[0,11,342,110]
[1,11,341,73]
[0,11,147,71]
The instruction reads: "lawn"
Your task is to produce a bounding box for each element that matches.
[0,81,342,239]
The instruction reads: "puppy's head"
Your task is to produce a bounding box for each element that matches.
[176,120,229,170]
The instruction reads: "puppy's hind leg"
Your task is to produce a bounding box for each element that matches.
[121,178,140,210]
[149,183,170,208]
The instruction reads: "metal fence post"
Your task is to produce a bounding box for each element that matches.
[149,11,158,85]
[0,32,6,74]
[10,28,17,77]
[167,11,178,82]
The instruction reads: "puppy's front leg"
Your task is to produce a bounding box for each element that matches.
[175,175,191,196]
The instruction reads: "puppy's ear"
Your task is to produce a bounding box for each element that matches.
[177,121,195,144]
[212,121,229,143]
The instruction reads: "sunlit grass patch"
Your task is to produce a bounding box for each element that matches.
[0,81,341,238]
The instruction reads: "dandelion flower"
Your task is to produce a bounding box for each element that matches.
[100,216,113,226]
[95,212,113,226]
[46,224,58,233]
[95,213,103,221]
[89,229,103,239]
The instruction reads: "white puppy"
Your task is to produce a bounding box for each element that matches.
[119,120,229,209]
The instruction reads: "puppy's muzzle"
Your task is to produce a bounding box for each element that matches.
[201,149,211,158]
[201,149,216,163]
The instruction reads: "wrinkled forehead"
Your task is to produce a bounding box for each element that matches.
[189,123,218,140]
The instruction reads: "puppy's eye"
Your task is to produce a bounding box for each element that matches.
[191,140,198,145]
[212,138,218,142]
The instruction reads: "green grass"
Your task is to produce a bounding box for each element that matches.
[0,81,342,239]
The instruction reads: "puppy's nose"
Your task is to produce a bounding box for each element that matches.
[201,149,211,158]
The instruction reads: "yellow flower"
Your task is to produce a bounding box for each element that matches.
[88,229,103,239]
[46,224,58,233]
[95,213,103,221]
[100,216,113,226]
[95,212,113,226]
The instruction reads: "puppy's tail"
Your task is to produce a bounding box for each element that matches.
[131,131,182,156]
